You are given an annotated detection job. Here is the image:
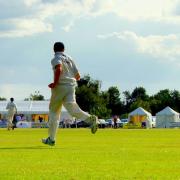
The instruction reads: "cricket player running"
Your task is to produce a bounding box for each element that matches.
[42,42,98,146]
[6,98,17,130]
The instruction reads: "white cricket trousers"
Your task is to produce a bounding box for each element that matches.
[7,113,14,129]
[48,85,90,141]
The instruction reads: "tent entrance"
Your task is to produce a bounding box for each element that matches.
[32,114,48,122]
[129,115,147,124]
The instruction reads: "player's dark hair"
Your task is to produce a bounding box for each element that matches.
[54,42,65,52]
[10,98,14,102]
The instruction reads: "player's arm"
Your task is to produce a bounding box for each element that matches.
[70,59,80,81]
[75,72,80,81]
[15,105,17,114]
[6,103,9,110]
[48,64,62,89]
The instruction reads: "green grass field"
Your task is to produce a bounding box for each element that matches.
[0,128,180,180]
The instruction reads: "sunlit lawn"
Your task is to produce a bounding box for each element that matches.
[0,128,180,180]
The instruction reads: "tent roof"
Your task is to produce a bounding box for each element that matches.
[0,101,67,114]
[156,106,179,116]
[129,107,152,116]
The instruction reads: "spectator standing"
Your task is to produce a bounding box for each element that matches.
[113,115,118,129]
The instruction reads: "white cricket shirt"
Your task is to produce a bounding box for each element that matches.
[51,52,79,86]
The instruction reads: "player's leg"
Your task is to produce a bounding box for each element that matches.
[7,115,13,130]
[63,102,90,119]
[63,102,98,134]
[7,118,11,130]
[12,114,16,130]
[48,103,62,142]
[42,86,65,145]
[63,86,98,134]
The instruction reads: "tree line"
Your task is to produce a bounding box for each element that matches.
[1,75,180,118]
[76,75,180,118]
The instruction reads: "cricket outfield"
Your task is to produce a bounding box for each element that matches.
[0,128,180,180]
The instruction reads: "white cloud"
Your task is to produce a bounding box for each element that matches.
[1,0,180,37]
[0,18,52,38]
[24,0,41,7]
[61,21,75,32]
[0,83,50,100]
[77,0,180,23]
[98,31,180,64]
[0,0,52,37]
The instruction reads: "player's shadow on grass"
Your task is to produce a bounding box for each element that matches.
[0,146,61,150]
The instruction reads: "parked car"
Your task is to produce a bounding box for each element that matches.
[106,119,113,127]
[119,118,128,128]
[59,119,74,128]
[106,118,121,128]
[70,120,89,128]
[98,119,108,128]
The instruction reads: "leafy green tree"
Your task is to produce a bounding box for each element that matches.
[149,89,176,115]
[91,94,111,118]
[120,113,128,119]
[131,87,149,102]
[122,90,132,114]
[130,99,151,112]
[107,86,122,116]
[170,90,180,112]
[76,75,111,118]
[25,91,44,101]
[152,89,172,111]
[0,97,6,101]
[123,90,131,104]
[148,97,161,115]
[122,87,149,115]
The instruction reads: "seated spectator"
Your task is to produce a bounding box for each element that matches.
[16,115,21,121]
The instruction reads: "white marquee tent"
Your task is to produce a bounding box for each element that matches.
[0,101,49,114]
[128,107,152,128]
[0,101,72,121]
[156,106,180,128]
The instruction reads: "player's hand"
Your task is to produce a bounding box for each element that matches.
[48,83,56,89]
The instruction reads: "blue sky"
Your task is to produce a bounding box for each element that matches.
[0,0,180,100]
